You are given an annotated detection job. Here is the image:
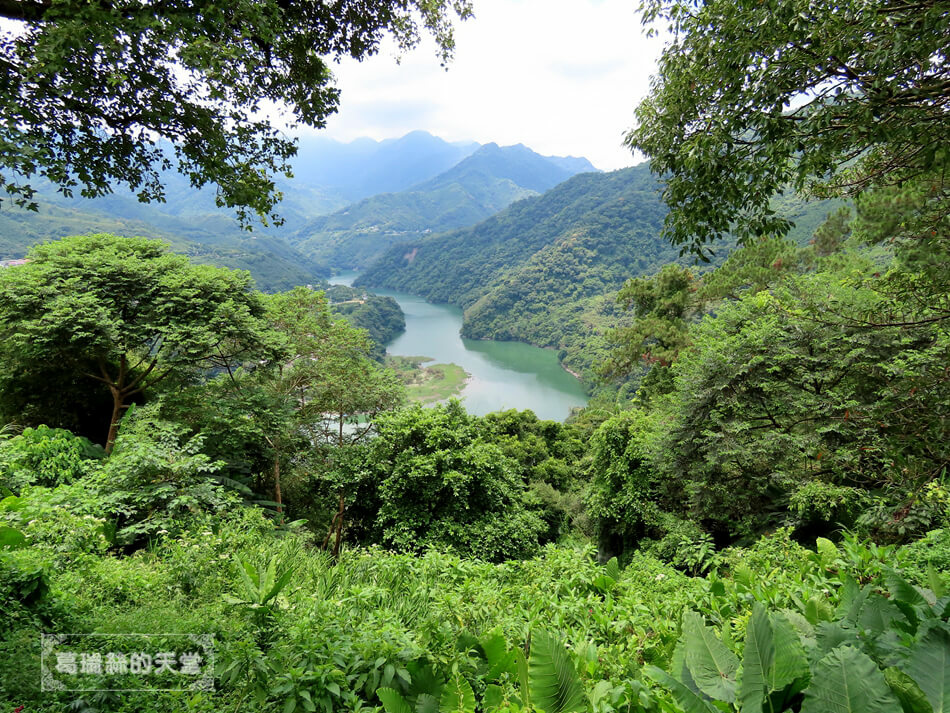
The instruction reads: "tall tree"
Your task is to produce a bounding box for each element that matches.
[629,0,950,257]
[0,0,472,224]
[0,234,273,451]
[263,287,404,452]
[226,288,403,544]
[600,263,702,400]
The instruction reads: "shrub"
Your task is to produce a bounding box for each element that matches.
[0,424,104,494]
[90,409,240,547]
[357,401,546,561]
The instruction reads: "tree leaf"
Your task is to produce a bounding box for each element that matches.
[528,630,586,713]
[592,574,616,594]
[513,645,529,706]
[482,684,505,712]
[801,645,902,713]
[886,569,931,611]
[266,565,295,604]
[486,650,518,683]
[927,567,947,599]
[682,611,739,703]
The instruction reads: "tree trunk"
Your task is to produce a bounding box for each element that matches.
[322,493,345,557]
[104,388,124,455]
[332,492,344,558]
[101,355,131,455]
[273,455,283,524]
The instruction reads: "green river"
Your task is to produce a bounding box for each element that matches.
[330,271,589,421]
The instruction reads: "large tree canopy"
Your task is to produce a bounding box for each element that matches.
[629,0,950,257]
[0,234,274,451]
[0,0,472,224]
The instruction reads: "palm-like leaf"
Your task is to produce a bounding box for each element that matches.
[378,687,413,713]
[528,631,586,713]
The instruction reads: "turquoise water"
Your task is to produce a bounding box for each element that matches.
[330,271,589,421]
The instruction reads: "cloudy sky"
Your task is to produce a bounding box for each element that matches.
[303,0,667,171]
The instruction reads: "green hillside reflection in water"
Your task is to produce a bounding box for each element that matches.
[330,271,588,420]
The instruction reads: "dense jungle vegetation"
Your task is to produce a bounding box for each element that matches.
[1,0,949,709]
[2,179,948,712]
[325,284,406,362]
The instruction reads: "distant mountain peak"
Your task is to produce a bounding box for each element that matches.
[289,138,598,270]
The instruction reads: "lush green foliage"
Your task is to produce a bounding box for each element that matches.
[1,0,471,224]
[0,234,275,450]
[3,484,948,713]
[0,196,328,292]
[357,165,673,381]
[346,401,548,562]
[327,283,406,360]
[3,0,948,707]
[0,424,103,495]
[629,0,950,257]
[357,165,840,382]
[648,553,950,713]
[595,237,948,542]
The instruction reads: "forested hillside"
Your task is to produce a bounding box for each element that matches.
[0,198,326,293]
[357,166,666,300]
[357,165,839,379]
[0,132,491,291]
[289,143,598,268]
[325,283,406,360]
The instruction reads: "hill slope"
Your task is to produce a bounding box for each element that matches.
[356,164,842,381]
[0,131,487,290]
[288,144,599,269]
[0,198,324,293]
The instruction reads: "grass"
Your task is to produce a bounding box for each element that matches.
[385,355,470,404]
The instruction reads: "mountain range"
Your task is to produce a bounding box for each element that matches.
[287,143,598,268]
[0,132,596,290]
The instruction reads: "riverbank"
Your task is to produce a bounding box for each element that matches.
[385,355,470,404]
[332,273,588,419]
[560,362,583,380]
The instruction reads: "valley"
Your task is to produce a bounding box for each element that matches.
[330,270,589,420]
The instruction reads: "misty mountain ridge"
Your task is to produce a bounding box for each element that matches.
[0,131,599,290]
[287,142,600,269]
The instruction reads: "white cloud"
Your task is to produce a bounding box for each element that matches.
[298,0,665,171]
